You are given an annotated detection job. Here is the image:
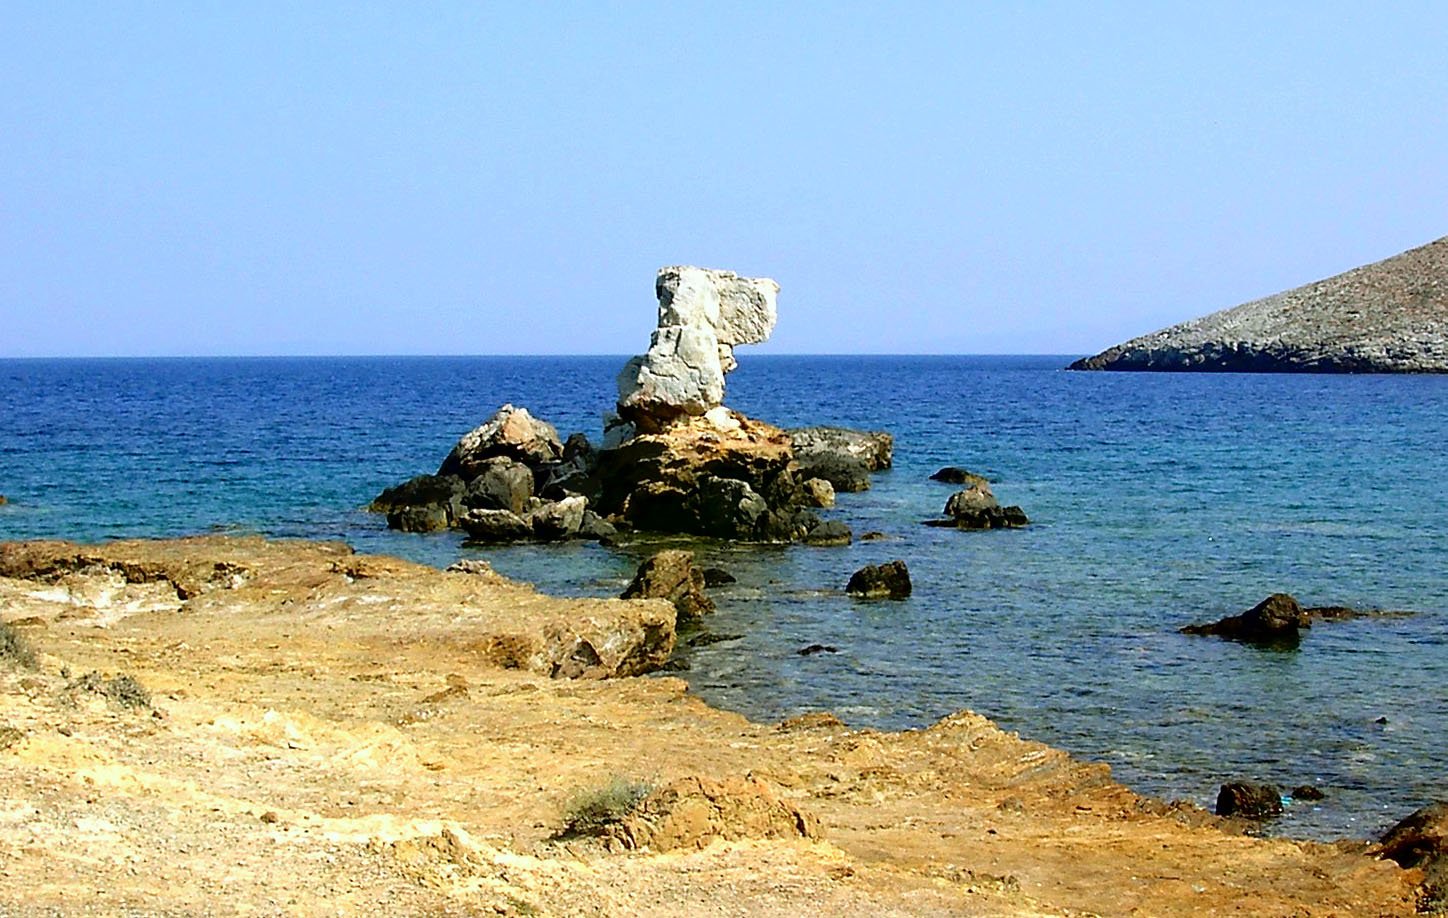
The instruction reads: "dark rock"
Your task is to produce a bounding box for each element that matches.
[576,510,617,541]
[562,432,594,463]
[461,458,534,515]
[757,508,820,543]
[1181,594,1311,646]
[803,520,852,547]
[795,451,872,493]
[621,549,716,624]
[846,560,912,600]
[1376,802,1448,871]
[386,504,452,534]
[787,426,894,471]
[859,531,890,541]
[686,631,743,647]
[458,508,532,542]
[930,467,991,486]
[1215,782,1283,818]
[695,477,769,540]
[1290,785,1326,801]
[797,644,839,656]
[701,568,736,587]
[946,484,998,516]
[370,473,464,515]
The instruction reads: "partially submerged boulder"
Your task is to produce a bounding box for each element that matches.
[925,481,1029,530]
[789,426,893,493]
[372,405,608,543]
[846,560,912,599]
[620,549,715,624]
[1180,593,1404,647]
[1216,782,1284,819]
[930,467,990,487]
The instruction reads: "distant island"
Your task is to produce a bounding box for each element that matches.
[1070,235,1448,372]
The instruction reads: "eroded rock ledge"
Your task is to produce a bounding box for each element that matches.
[1071,234,1448,373]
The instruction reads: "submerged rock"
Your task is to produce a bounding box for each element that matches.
[370,474,465,532]
[930,467,990,487]
[846,560,912,600]
[620,549,716,624]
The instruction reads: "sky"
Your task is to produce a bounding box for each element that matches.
[2,2,1445,358]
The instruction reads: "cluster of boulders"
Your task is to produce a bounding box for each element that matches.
[371,266,890,545]
[369,404,617,543]
[925,468,1029,530]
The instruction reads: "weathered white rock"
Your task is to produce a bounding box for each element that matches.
[439,404,563,477]
[618,266,779,428]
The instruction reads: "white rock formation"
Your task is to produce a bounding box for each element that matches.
[617,266,779,428]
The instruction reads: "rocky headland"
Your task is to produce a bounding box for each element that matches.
[1071,234,1448,372]
[0,535,1433,915]
[373,266,890,545]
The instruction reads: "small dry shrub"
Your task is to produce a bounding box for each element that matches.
[0,621,37,669]
[67,671,152,709]
[557,776,654,839]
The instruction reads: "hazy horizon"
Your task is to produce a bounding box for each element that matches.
[5,3,1445,359]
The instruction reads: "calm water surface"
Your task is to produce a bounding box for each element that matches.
[2,355,1445,840]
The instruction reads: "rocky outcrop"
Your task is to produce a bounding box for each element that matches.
[615,266,779,431]
[593,411,842,543]
[846,560,912,599]
[620,550,715,624]
[1216,783,1284,819]
[1071,235,1448,373]
[607,775,819,852]
[1181,593,1407,647]
[924,482,1029,530]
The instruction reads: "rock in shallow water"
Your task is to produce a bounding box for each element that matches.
[925,481,1029,530]
[846,560,912,599]
[620,549,715,624]
[1215,782,1283,818]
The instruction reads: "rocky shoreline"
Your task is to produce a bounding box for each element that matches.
[1071,234,1448,373]
[0,535,1435,915]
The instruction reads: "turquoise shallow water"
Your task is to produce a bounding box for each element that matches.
[2,355,1445,840]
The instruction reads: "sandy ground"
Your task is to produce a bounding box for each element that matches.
[0,537,1424,916]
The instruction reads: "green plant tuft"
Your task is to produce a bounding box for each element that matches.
[557,776,654,839]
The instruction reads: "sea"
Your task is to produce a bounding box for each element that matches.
[2,354,1445,841]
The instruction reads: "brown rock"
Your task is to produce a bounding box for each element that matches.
[438,404,563,478]
[1182,594,1312,645]
[620,549,715,623]
[846,560,912,600]
[609,775,819,852]
[1215,782,1283,818]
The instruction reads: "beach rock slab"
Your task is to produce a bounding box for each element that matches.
[847,560,912,599]
[621,549,715,624]
[1216,782,1284,819]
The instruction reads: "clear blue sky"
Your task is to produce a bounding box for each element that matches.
[3,2,1445,357]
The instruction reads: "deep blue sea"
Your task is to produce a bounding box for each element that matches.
[2,355,1445,841]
